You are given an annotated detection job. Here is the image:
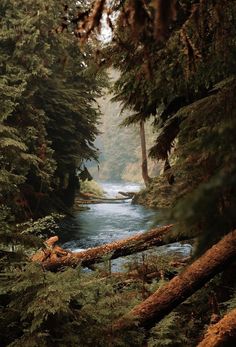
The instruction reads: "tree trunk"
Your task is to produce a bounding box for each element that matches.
[140,120,150,186]
[113,230,236,331]
[32,224,179,270]
[163,157,175,185]
[63,167,78,207]
[197,308,236,347]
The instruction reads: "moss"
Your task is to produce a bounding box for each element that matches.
[79,180,105,198]
[133,174,180,208]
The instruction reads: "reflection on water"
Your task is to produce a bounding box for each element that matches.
[60,182,156,249]
[59,182,191,260]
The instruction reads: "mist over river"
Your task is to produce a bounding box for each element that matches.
[59,182,191,264]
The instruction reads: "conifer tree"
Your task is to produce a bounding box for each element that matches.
[102,0,236,250]
[0,0,106,215]
[1,1,236,346]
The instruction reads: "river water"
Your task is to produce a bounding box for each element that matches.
[60,182,155,250]
[59,182,191,263]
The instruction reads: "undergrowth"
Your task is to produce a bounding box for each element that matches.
[79,180,105,198]
[0,210,235,346]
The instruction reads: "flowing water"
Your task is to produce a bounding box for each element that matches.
[60,182,154,250]
[59,182,192,265]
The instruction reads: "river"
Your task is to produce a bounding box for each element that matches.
[59,182,192,266]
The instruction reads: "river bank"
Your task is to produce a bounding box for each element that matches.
[58,181,191,271]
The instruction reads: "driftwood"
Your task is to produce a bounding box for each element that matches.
[113,230,236,330]
[77,192,132,202]
[91,197,131,201]
[32,224,182,270]
[75,192,132,205]
[197,308,236,347]
[75,197,131,204]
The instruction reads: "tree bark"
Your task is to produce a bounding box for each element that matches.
[113,230,236,331]
[163,157,175,185]
[32,224,179,270]
[197,308,236,347]
[140,120,150,186]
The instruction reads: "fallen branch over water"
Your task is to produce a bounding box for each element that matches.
[113,230,236,331]
[75,197,132,204]
[32,224,180,270]
[197,308,236,347]
[75,192,132,205]
[90,197,131,201]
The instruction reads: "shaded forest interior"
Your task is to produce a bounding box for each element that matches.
[1,1,236,346]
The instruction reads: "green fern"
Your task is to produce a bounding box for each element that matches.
[148,312,188,347]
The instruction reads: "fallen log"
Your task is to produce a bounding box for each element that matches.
[91,197,131,201]
[76,193,131,202]
[75,197,131,204]
[113,230,236,331]
[32,224,181,270]
[197,308,236,347]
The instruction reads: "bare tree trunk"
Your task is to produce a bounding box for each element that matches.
[197,308,236,347]
[113,230,236,331]
[32,224,180,270]
[140,120,150,186]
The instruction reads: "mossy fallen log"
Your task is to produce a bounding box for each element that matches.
[197,308,236,347]
[32,224,182,270]
[113,230,236,331]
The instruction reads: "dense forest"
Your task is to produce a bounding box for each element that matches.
[1,1,236,346]
[90,77,160,182]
